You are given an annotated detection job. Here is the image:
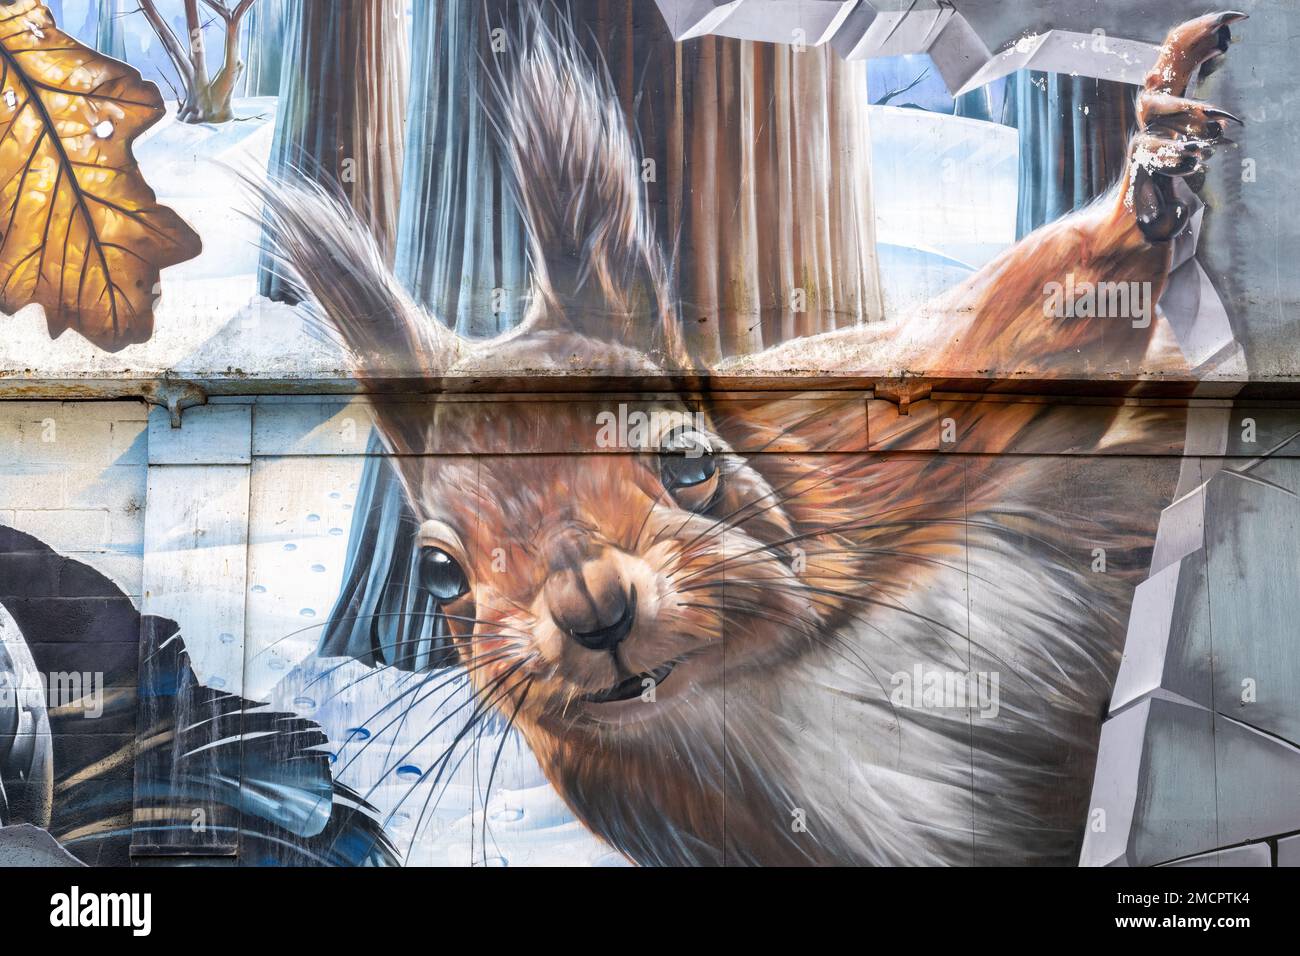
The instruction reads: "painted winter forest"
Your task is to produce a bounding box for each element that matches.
[0,0,1122,368]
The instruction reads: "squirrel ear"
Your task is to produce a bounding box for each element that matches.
[488,7,687,367]
[252,175,459,462]
[253,175,465,382]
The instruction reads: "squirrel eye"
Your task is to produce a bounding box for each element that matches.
[418,547,470,602]
[660,429,720,510]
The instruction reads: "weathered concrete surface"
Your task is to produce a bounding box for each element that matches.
[1084,449,1300,866]
[0,825,85,867]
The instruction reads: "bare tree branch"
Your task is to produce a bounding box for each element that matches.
[210,1,246,97]
[135,0,194,84]
[183,0,210,90]
[873,67,931,107]
[137,0,260,123]
[199,0,234,23]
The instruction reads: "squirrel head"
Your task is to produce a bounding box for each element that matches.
[253,8,881,741]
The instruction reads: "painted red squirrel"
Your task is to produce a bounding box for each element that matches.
[259,10,1242,864]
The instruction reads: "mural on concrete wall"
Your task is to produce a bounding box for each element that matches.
[0,0,201,349]
[1,1,1296,866]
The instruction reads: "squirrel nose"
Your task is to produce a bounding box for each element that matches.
[545,550,636,652]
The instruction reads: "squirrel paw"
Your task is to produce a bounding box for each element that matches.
[1129,12,1246,242]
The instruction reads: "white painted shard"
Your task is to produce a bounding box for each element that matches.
[653,0,858,46]
[833,3,990,92]
[652,3,1162,95]
[956,30,1159,96]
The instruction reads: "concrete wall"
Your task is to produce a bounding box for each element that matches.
[2,394,1298,865]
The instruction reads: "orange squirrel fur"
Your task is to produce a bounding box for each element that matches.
[259,11,1242,864]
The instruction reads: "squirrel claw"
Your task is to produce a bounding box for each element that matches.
[1146,11,1246,97]
[1127,15,1244,242]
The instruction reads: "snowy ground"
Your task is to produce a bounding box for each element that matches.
[0,97,347,381]
[267,656,626,867]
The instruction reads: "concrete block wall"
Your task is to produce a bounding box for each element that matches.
[2,395,1299,865]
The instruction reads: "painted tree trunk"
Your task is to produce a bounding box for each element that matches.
[177,69,241,124]
[259,0,409,300]
[1007,70,1137,239]
[242,0,288,97]
[393,0,527,337]
[570,2,885,362]
[94,0,127,61]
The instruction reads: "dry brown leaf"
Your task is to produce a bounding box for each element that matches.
[0,0,202,351]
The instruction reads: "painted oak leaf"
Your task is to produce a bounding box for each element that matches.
[0,0,201,351]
